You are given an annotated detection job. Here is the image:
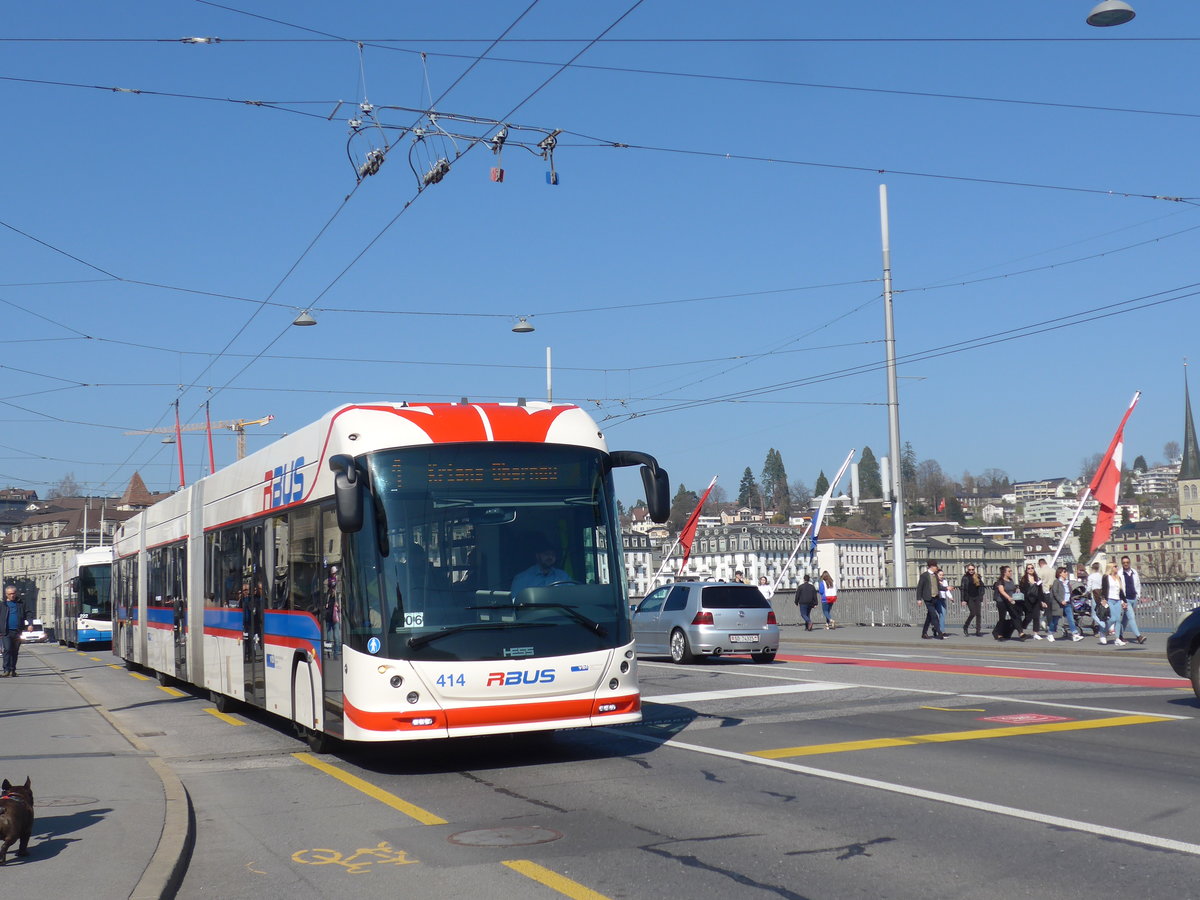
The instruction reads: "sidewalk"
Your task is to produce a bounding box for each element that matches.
[1,645,189,900]
[775,621,1161,656]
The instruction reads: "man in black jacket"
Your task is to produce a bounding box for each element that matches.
[916,560,943,639]
[794,574,820,632]
[0,585,31,676]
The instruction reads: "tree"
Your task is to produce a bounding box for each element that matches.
[1132,455,1148,473]
[831,502,849,526]
[789,479,812,512]
[1120,505,1132,526]
[737,467,760,509]
[916,459,946,505]
[1079,453,1104,482]
[1165,440,1181,462]
[858,446,882,499]
[667,484,700,532]
[900,441,919,505]
[960,470,977,494]
[977,468,1011,495]
[814,470,829,496]
[703,483,727,514]
[761,448,790,516]
[945,495,967,524]
[1077,516,1095,557]
[47,473,81,499]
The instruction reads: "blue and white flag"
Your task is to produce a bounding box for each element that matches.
[809,449,856,565]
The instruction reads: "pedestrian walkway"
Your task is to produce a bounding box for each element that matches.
[0,645,187,900]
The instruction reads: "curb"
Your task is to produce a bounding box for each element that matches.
[46,654,195,900]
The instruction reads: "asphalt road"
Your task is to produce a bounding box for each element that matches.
[31,639,1200,899]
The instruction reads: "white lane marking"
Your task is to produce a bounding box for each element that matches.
[648,683,852,704]
[613,729,1200,857]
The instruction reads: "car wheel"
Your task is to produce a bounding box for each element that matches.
[1189,645,1200,701]
[752,649,776,664]
[669,628,694,664]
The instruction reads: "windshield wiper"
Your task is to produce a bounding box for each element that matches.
[468,603,607,637]
[406,620,539,650]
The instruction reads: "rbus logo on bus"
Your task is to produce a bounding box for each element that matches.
[486,669,556,687]
[263,457,305,510]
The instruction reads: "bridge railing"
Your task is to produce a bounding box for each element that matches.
[758,580,1200,632]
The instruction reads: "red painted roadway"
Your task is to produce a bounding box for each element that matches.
[775,652,1190,690]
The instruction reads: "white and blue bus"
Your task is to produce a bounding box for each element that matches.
[112,401,669,750]
[54,545,114,647]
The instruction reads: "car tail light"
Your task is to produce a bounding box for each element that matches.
[691,611,714,625]
[767,611,777,625]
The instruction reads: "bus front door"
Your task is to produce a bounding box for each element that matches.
[243,593,265,706]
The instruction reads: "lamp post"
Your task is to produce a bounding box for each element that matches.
[1087,1,1135,26]
[880,185,907,589]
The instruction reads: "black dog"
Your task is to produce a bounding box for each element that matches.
[0,777,33,864]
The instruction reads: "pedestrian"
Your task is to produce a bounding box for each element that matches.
[732,570,747,584]
[1093,592,1113,644]
[0,585,30,677]
[960,564,985,636]
[1050,565,1083,642]
[992,565,1026,640]
[757,576,775,601]
[1018,564,1046,640]
[794,574,820,632]
[819,570,838,630]
[1119,556,1147,645]
[936,567,952,636]
[1086,562,1104,602]
[1100,561,1128,646]
[916,559,943,640]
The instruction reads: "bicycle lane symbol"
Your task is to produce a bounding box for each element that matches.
[292,841,420,875]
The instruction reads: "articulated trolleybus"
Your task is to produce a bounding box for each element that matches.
[54,545,114,647]
[113,401,669,750]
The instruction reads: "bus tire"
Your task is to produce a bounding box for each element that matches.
[156,670,173,686]
[210,690,235,713]
[304,728,335,754]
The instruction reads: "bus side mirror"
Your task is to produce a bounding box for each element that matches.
[609,450,671,524]
[328,454,364,533]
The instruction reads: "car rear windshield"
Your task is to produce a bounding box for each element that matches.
[700,586,771,609]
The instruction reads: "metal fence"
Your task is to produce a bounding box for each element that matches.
[765,580,1200,632]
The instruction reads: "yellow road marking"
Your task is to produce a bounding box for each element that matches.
[502,860,612,900]
[128,671,151,681]
[204,707,245,726]
[294,752,447,826]
[107,664,122,670]
[751,715,1172,759]
[88,656,102,662]
[158,686,185,698]
[921,706,985,712]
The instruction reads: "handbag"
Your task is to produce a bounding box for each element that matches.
[1011,590,1024,602]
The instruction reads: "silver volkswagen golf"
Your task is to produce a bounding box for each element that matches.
[632,582,779,664]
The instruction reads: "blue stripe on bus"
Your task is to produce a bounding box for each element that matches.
[146,607,174,627]
[78,627,112,642]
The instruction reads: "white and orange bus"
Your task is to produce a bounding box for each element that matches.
[112,401,669,751]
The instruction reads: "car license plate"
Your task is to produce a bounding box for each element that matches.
[729,634,759,643]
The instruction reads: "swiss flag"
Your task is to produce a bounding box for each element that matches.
[1088,393,1140,554]
[677,477,717,576]
[937,498,946,513]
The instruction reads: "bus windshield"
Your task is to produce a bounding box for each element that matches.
[341,442,628,661]
[77,563,113,620]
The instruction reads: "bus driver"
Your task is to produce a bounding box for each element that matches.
[511,539,571,597]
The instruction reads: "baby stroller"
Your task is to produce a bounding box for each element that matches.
[1067,586,1100,637]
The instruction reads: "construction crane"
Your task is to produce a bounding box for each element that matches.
[125,415,274,461]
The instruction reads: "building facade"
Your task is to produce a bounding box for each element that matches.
[1108,517,1200,578]
[896,524,1026,586]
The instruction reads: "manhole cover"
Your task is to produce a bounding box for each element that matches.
[39,796,98,808]
[135,731,166,738]
[448,826,562,847]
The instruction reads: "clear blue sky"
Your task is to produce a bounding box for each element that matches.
[1,1,1197,505]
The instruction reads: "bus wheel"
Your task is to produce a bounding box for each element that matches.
[156,670,173,686]
[210,690,234,714]
[123,657,136,671]
[304,728,335,754]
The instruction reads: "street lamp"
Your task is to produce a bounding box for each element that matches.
[292,309,317,326]
[1087,1,1135,26]
[512,317,535,334]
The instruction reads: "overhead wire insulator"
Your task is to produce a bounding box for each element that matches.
[539,129,562,186]
[490,126,507,182]
[358,149,386,179]
[422,158,451,186]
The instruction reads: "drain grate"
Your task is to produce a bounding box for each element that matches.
[448,826,562,847]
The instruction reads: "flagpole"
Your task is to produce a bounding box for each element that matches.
[174,400,185,489]
[770,521,813,593]
[651,475,717,584]
[809,448,856,566]
[1047,487,1092,570]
